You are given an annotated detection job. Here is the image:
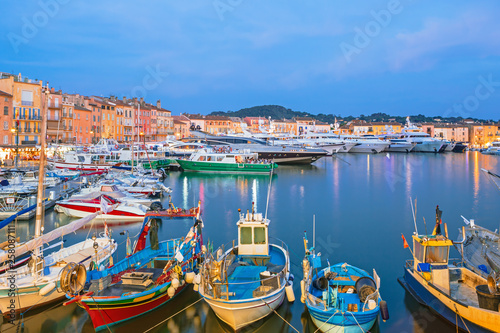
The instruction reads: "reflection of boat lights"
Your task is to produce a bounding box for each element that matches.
[183,177,188,208]
[252,179,258,211]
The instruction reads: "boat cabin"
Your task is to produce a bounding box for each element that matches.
[412,234,452,294]
[237,207,269,257]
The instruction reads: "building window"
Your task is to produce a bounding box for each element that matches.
[3,135,7,144]
[3,106,8,115]
[3,121,7,130]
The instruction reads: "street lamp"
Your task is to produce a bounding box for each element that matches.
[10,120,19,168]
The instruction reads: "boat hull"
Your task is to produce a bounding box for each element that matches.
[203,287,286,330]
[81,283,188,331]
[385,143,415,153]
[310,314,376,333]
[411,141,443,153]
[51,161,110,171]
[399,268,496,333]
[177,160,275,173]
[55,203,144,221]
[344,144,388,154]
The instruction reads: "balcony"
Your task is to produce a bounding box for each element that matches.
[21,140,37,145]
[62,113,67,117]
[68,126,73,131]
[21,101,34,106]
[69,113,73,118]
[21,128,31,133]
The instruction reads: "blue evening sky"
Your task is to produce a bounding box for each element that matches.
[1,1,499,119]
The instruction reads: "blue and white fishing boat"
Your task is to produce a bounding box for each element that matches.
[198,203,294,330]
[301,232,388,333]
[398,206,500,333]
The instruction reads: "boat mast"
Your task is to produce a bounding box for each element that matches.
[131,101,135,172]
[33,86,49,272]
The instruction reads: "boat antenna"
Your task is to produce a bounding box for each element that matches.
[410,197,418,235]
[264,165,274,220]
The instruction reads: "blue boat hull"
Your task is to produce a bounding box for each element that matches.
[398,268,492,333]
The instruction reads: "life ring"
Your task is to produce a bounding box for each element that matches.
[115,145,118,149]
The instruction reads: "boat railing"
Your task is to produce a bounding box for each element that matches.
[201,238,289,300]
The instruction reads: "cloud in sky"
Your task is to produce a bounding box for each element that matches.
[1,0,499,118]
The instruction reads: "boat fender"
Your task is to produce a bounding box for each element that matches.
[167,286,175,298]
[300,280,306,303]
[39,282,56,296]
[201,245,207,254]
[172,278,180,290]
[185,272,196,284]
[285,284,295,303]
[193,283,199,292]
[380,300,389,321]
[193,274,201,285]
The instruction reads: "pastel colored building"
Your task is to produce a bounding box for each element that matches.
[468,123,500,148]
[205,116,231,135]
[0,73,44,146]
[0,90,13,147]
[73,105,92,144]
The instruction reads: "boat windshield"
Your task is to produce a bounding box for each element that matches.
[425,246,448,264]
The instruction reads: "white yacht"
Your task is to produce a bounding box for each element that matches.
[401,118,444,153]
[339,135,390,154]
[482,141,500,155]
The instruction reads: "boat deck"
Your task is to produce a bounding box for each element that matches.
[449,280,479,308]
[97,267,164,297]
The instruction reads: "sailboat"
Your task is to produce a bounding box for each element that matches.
[0,89,117,321]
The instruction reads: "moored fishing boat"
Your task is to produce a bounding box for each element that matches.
[0,211,116,318]
[176,149,277,173]
[398,206,500,332]
[63,217,204,331]
[198,203,293,330]
[300,232,387,332]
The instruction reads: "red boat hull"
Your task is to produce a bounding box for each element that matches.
[81,283,188,331]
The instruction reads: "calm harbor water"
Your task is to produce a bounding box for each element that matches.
[1,151,499,333]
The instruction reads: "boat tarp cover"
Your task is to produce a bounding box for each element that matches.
[0,212,99,263]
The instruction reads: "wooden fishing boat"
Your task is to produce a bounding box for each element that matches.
[176,149,277,173]
[198,203,293,330]
[399,206,500,332]
[300,230,387,333]
[63,217,204,331]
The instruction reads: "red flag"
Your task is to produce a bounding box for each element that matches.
[402,234,409,248]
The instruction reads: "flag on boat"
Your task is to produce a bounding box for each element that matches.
[104,221,109,237]
[401,234,409,248]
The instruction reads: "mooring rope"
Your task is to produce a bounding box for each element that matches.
[143,297,204,333]
[259,297,300,333]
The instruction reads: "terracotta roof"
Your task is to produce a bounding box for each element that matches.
[205,115,230,121]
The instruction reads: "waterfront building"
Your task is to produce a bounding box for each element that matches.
[73,105,92,144]
[156,100,174,142]
[184,114,206,132]
[46,89,63,143]
[0,73,43,147]
[422,124,469,143]
[205,115,231,135]
[228,117,244,134]
[244,116,269,132]
[271,119,296,135]
[0,90,13,149]
[173,115,190,139]
[370,122,402,135]
[468,123,500,148]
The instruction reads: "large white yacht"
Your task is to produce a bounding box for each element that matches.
[338,135,390,153]
[400,118,444,153]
